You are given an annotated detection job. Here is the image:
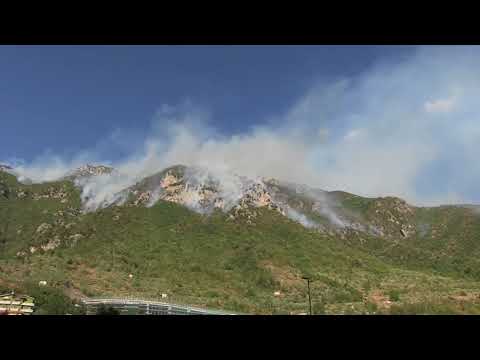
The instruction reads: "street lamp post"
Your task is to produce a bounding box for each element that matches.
[302,276,313,315]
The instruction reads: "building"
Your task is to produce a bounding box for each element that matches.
[0,292,35,315]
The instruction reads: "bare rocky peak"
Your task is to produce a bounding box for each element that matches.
[65,164,114,180]
[120,165,286,217]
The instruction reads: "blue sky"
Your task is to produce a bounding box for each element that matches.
[2,45,480,205]
[0,45,414,161]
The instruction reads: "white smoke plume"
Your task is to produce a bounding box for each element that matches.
[284,207,318,229]
[314,201,347,228]
[5,46,480,211]
[75,172,133,212]
[145,187,164,209]
[182,166,246,212]
[269,182,347,228]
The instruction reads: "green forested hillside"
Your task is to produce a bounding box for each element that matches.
[2,169,480,314]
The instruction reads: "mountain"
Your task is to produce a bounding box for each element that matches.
[1,164,480,314]
[63,164,115,181]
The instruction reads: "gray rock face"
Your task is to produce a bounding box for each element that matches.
[32,186,68,201]
[119,167,287,219]
[64,164,114,181]
[36,223,52,234]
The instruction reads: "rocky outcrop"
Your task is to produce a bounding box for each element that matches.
[16,190,28,199]
[36,223,52,234]
[64,164,114,181]
[31,185,69,201]
[41,236,61,251]
[123,168,287,221]
[230,182,286,220]
[68,233,84,245]
[368,197,416,238]
[133,191,152,206]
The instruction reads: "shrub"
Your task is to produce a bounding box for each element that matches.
[24,283,80,315]
[389,302,457,315]
[365,302,378,314]
[388,289,401,302]
[331,287,363,303]
[313,301,326,315]
[96,304,120,315]
[255,270,276,290]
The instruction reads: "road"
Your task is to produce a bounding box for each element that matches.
[82,297,239,315]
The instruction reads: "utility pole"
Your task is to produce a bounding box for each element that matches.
[302,276,313,315]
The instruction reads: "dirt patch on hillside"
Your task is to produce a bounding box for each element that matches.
[449,291,479,303]
[367,290,393,310]
[0,277,20,292]
[260,261,303,289]
[64,284,88,301]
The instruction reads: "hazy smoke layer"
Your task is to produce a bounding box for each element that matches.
[5,46,480,207]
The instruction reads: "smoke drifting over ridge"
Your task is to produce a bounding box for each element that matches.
[4,46,480,207]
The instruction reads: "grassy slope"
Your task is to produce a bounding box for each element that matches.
[2,171,480,314]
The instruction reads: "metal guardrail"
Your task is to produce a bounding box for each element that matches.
[82,298,239,315]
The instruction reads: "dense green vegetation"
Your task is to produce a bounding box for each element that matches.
[2,170,480,314]
[23,283,85,315]
[96,304,120,315]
